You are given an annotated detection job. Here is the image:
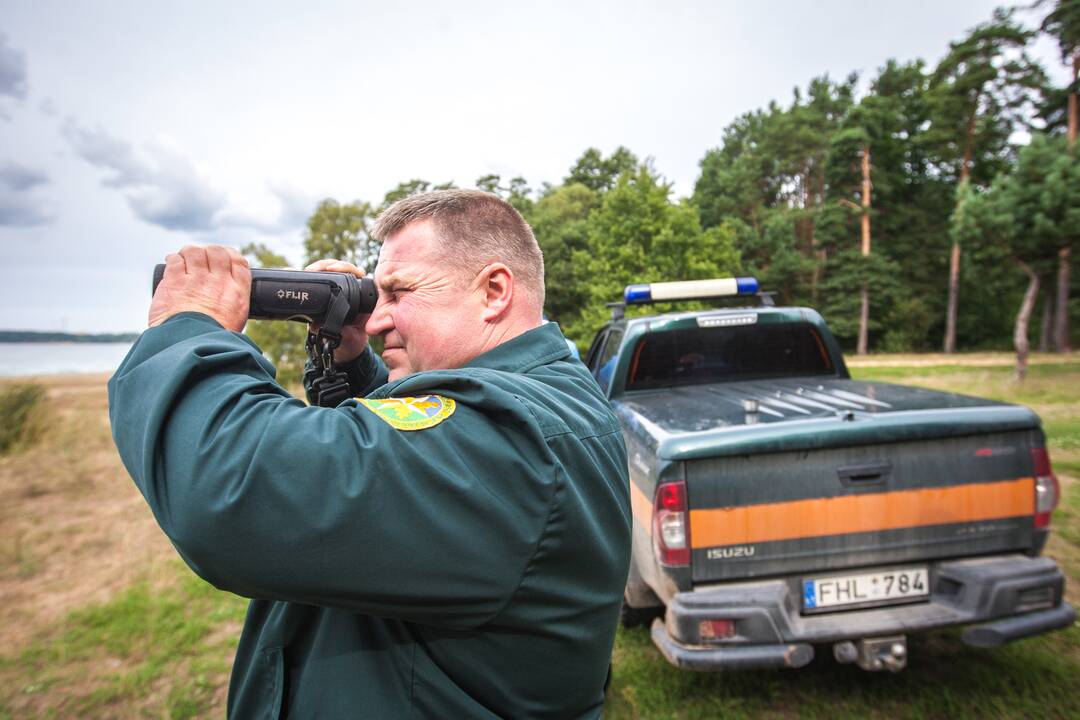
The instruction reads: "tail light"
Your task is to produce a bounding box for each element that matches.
[1031,447,1059,529]
[699,619,736,640]
[654,481,690,566]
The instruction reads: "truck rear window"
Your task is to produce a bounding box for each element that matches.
[625,322,836,390]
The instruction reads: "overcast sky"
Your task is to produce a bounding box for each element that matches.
[0,1,1070,333]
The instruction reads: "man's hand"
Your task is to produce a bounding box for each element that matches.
[149,245,251,332]
[305,259,370,364]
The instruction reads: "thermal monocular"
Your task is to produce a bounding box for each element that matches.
[151,264,378,407]
[152,265,378,324]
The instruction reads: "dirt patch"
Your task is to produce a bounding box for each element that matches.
[0,374,174,651]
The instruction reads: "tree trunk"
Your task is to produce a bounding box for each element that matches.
[944,110,978,355]
[803,167,821,304]
[1013,260,1040,382]
[857,146,872,355]
[1054,245,1072,352]
[1039,286,1053,353]
[944,241,961,353]
[960,109,977,184]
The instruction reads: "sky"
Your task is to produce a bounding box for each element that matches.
[0,0,1071,333]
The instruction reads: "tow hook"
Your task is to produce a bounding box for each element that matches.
[833,636,907,672]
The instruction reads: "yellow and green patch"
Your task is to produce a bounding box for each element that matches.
[358,395,457,431]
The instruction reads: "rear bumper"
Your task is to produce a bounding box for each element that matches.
[653,554,1076,671]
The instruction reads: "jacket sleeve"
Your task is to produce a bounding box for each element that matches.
[109,313,556,628]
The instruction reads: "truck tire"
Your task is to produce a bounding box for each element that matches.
[620,600,664,628]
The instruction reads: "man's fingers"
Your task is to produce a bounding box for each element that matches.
[304,259,336,272]
[163,252,187,279]
[226,246,251,282]
[304,259,365,278]
[205,245,233,276]
[180,244,210,274]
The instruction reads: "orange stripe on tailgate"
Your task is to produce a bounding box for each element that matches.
[690,477,1035,548]
[630,481,653,534]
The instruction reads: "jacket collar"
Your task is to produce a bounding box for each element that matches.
[464,322,571,374]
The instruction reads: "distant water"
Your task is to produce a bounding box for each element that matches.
[0,342,135,377]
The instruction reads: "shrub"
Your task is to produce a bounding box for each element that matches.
[0,383,46,455]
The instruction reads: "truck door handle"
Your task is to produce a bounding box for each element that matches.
[837,463,891,487]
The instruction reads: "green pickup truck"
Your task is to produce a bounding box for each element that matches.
[585,278,1075,672]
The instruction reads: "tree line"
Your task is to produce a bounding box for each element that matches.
[247,1,1079,386]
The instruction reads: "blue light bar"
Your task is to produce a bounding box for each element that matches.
[625,284,652,304]
[736,277,759,295]
[623,277,760,305]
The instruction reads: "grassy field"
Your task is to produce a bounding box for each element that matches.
[1,356,1078,718]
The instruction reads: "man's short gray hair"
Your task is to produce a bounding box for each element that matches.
[372,189,545,307]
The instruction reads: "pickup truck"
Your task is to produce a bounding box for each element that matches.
[584,278,1075,672]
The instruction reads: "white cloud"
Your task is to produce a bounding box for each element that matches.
[0,33,28,101]
[0,160,53,227]
[217,181,320,235]
[64,122,226,231]
[62,121,310,235]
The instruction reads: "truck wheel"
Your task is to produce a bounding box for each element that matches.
[620,600,663,628]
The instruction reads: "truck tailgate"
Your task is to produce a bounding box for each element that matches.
[686,428,1039,583]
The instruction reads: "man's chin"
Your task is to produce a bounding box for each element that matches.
[382,351,410,382]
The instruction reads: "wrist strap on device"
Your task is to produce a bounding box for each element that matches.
[306,285,352,408]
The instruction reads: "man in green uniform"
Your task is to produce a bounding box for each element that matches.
[109,189,631,718]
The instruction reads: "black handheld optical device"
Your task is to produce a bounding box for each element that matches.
[152,265,378,324]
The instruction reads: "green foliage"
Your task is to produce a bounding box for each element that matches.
[687,8,1069,354]
[925,8,1047,187]
[0,384,45,455]
[474,174,534,215]
[817,249,904,342]
[741,211,817,307]
[564,147,638,193]
[303,198,378,271]
[527,182,599,326]
[879,296,938,352]
[1040,0,1080,66]
[562,165,740,346]
[245,320,308,390]
[241,242,289,270]
[994,135,1080,264]
[950,134,1080,349]
[378,178,456,214]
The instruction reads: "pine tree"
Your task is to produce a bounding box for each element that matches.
[926,8,1047,352]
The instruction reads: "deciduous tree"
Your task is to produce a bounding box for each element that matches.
[302,199,377,271]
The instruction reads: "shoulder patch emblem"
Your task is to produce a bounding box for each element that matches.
[357,395,456,431]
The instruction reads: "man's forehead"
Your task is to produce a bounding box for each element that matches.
[373,263,415,286]
[374,220,441,279]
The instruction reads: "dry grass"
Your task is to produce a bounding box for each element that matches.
[0,375,173,646]
[0,375,244,719]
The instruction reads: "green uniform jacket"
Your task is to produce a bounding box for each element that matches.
[108,313,631,719]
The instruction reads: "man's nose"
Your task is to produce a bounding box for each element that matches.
[364,299,391,336]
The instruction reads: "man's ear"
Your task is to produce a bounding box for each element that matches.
[478,263,514,322]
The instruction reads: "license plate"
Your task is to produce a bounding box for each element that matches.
[803,566,929,611]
